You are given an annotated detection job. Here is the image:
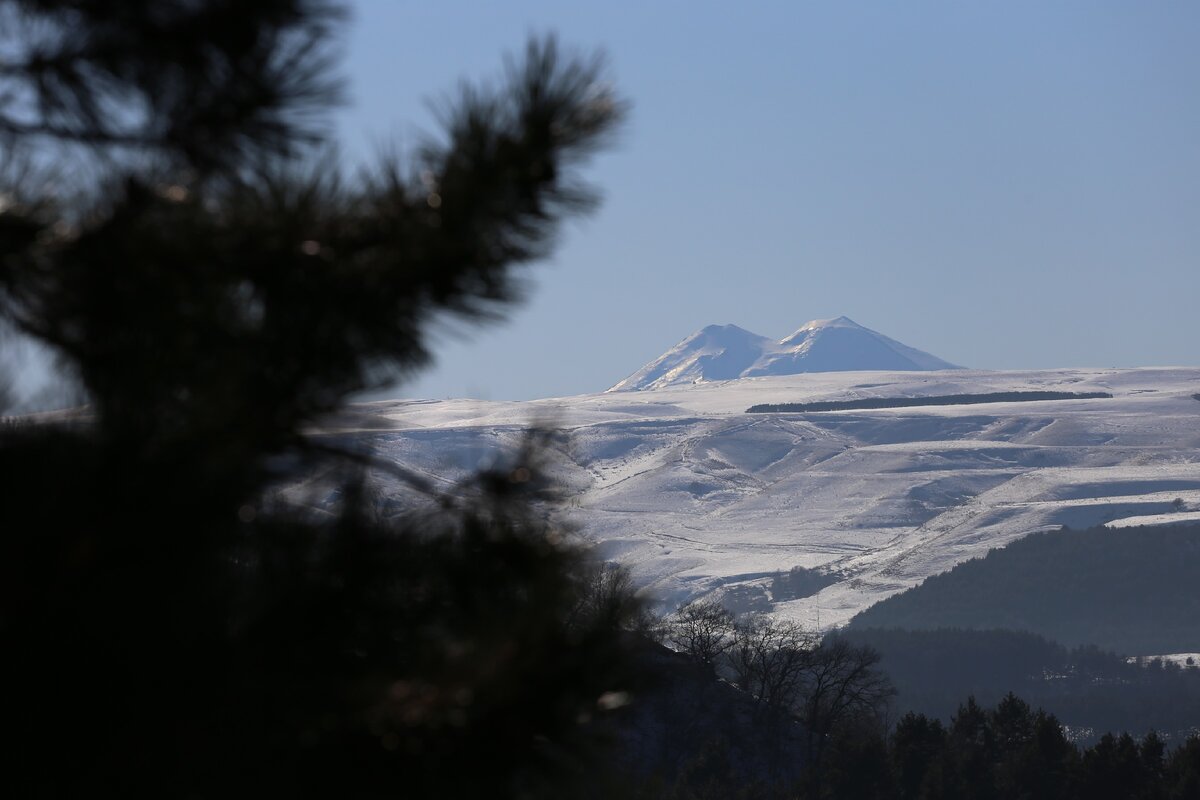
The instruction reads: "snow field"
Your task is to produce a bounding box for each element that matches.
[325,367,1200,631]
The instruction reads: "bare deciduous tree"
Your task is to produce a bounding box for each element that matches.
[566,559,643,635]
[728,615,816,711]
[665,599,736,673]
[796,636,895,789]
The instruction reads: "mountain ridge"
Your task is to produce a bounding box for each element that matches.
[608,316,962,392]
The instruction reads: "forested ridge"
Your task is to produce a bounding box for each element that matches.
[842,627,1200,744]
[747,391,1112,414]
[849,523,1200,653]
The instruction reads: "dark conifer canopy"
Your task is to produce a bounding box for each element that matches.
[0,3,639,797]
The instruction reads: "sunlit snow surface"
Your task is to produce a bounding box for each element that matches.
[319,368,1200,631]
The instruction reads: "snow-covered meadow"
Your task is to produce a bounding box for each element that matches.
[323,365,1200,631]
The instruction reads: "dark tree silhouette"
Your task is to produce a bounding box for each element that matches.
[943,696,998,800]
[727,615,815,713]
[891,712,947,800]
[0,3,639,797]
[794,636,894,796]
[666,599,736,673]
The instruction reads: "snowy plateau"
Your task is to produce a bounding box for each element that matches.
[317,321,1200,632]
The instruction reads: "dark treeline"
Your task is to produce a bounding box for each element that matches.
[841,628,1200,744]
[681,694,1200,799]
[849,523,1200,653]
[746,391,1112,414]
[830,695,1200,800]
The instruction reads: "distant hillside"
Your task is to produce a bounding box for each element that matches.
[848,523,1200,654]
[840,627,1200,743]
[608,316,960,391]
[347,367,1200,634]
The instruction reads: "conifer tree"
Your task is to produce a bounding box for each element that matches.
[0,3,637,796]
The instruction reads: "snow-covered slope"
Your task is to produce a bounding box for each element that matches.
[755,316,960,375]
[609,317,960,391]
[607,324,773,393]
[318,367,1200,632]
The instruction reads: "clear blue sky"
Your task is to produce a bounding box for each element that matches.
[339,1,1200,400]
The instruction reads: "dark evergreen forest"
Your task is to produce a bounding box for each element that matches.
[841,627,1200,744]
[747,391,1112,414]
[849,523,1200,653]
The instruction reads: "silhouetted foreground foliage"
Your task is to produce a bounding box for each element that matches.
[0,3,643,797]
[849,524,1200,653]
[747,391,1112,414]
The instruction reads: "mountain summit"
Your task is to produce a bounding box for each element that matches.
[608,317,962,391]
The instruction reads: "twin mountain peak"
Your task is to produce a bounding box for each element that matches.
[608,316,962,392]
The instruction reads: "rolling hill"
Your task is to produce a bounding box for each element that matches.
[313,366,1200,643]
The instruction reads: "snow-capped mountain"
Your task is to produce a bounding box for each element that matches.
[608,316,961,392]
[607,324,774,393]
